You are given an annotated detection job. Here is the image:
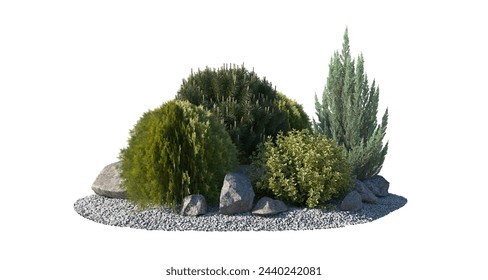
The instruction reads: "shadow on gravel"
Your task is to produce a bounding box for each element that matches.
[358,194,408,221]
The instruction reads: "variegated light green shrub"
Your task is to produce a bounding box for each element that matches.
[252,129,352,208]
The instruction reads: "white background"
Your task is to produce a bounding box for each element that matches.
[1,1,487,279]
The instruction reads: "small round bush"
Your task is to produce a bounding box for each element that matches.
[118,100,237,209]
[252,129,352,208]
[176,64,292,163]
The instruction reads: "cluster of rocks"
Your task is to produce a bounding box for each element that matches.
[340,177,390,212]
[91,162,389,217]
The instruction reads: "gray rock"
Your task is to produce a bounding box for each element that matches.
[91,162,126,199]
[252,197,288,216]
[340,190,363,212]
[353,179,378,203]
[180,194,207,216]
[363,175,389,197]
[219,172,255,215]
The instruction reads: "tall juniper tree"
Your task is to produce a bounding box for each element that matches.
[314,28,388,180]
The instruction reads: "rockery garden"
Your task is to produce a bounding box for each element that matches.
[74,29,407,231]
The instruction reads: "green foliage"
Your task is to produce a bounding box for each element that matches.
[176,64,308,163]
[276,92,311,131]
[314,28,388,180]
[252,129,353,208]
[118,100,237,209]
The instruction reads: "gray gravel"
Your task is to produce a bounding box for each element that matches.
[74,194,407,231]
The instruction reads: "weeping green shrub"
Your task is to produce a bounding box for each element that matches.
[118,100,237,209]
[176,64,308,163]
[252,129,352,208]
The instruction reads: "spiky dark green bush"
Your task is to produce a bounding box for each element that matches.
[251,129,353,208]
[314,28,388,180]
[118,100,237,209]
[176,64,307,163]
[276,92,311,131]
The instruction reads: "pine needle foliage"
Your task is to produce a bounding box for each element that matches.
[176,64,309,163]
[251,129,353,208]
[314,28,388,180]
[276,92,311,131]
[118,100,237,210]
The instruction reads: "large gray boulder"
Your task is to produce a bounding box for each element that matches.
[252,197,288,216]
[180,194,207,216]
[363,175,389,197]
[91,162,126,199]
[219,172,255,215]
[340,190,363,212]
[353,179,378,203]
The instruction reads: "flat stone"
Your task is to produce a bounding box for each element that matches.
[252,197,288,216]
[219,172,255,215]
[180,194,207,216]
[91,162,126,199]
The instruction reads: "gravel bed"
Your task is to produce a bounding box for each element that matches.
[74,194,407,231]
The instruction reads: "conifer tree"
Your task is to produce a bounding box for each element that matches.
[314,28,388,180]
[176,64,309,163]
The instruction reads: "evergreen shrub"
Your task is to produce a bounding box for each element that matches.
[314,28,388,180]
[276,92,311,131]
[251,129,353,208]
[176,64,308,163]
[118,100,237,209]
